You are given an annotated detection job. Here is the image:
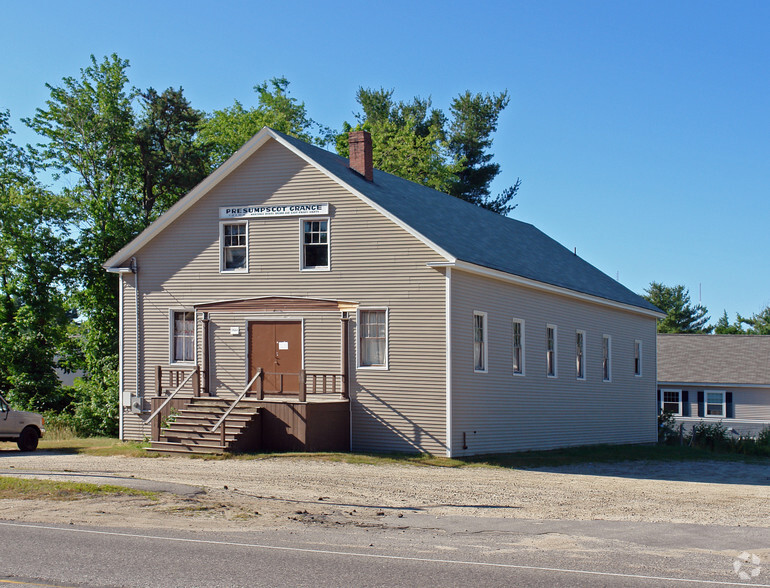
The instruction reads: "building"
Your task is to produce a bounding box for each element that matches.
[658,333,770,436]
[104,128,662,456]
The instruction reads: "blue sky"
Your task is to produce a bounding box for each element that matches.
[2,0,768,321]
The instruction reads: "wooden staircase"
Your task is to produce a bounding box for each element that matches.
[149,397,260,455]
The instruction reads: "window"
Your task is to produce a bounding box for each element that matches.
[576,330,586,380]
[602,335,611,381]
[546,325,557,377]
[706,391,726,417]
[634,340,642,376]
[473,312,487,372]
[302,218,329,269]
[221,222,247,271]
[661,389,682,416]
[359,309,387,368]
[512,319,524,375]
[171,311,195,363]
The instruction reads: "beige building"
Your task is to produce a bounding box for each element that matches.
[104,128,662,456]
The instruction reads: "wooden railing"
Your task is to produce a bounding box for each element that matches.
[257,369,347,401]
[210,369,262,445]
[148,365,200,441]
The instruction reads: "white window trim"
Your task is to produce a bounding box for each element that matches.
[299,216,331,272]
[661,388,682,416]
[512,318,525,376]
[546,324,558,378]
[473,311,488,373]
[169,309,197,365]
[357,307,389,370]
[576,329,586,381]
[602,334,612,382]
[705,390,727,418]
[219,220,249,273]
[634,339,643,377]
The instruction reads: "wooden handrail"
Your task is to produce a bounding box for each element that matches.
[211,368,262,433]
[258,371,346,396]
[147,366,199,425]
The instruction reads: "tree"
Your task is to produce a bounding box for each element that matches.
[447,91,520,214]
[713,310,745,334]
[739,306,770,335]
[643,282,710,333]
[198,77,333,167]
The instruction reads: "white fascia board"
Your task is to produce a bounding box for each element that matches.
[268,133,455,263]
[658,381,770,389]
[428,260,666,319]
[103,129,276,269]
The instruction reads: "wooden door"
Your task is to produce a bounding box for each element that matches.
[248,321,302,393]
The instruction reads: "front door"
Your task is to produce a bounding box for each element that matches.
[248,321,302,393]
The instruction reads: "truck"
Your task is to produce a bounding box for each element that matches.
[0,393,45,452]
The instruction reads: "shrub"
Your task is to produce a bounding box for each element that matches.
[688,421,730,451]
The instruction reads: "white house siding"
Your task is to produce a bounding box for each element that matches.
[450,269,658,456]
[117,138,448,454]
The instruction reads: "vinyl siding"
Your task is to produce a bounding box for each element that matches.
[118,138,447,454]
[661,385,770,422]
[450,269,658,456]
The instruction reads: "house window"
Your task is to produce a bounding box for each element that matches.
[706,391,726,417]
[221,222,247,271]
[359,309,387,368]
[661,389,682,416]
[546,324,557,377]
[473,312,487,372]
[634,340,642,376]
[512,319,524,375]
[172,311,195,363]
[602,335,611,381]
[302,218,329,270]
[576,330,586,380]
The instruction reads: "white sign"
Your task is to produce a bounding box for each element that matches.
[220,203,329,219]
[278,341,289,350]
[230,327,240,335]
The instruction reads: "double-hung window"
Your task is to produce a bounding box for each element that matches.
[602,335,612,381]
[512,319,524,375]
[706,391,726,417]
[661,389,682,415]
[576,330,586,380]
[634,340,642,376]
[302,218,329,270]
[359,309,387,368]
[171,311,195,363]
[221,222,247,271]
[546,325,557,377]
[473,312,487,372]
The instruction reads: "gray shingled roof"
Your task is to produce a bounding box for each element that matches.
[657,334,770,386]
[275,130,659,313]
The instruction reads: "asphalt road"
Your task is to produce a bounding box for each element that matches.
[0,517,767,587]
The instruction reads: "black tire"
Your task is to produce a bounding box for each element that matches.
[17,427,38,452]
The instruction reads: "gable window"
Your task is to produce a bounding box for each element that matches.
[706,391,726,417]
[473,311,487,372]
[221,222,247,271]
[661,389,682,416]
[512,319,524,375]
[546,324,557,377]
[634,340,642,376]
[576,330,586,380]
[302,218,329,270]
[359,309,387,368]
[171,311,195,363]
[602,334,611,382]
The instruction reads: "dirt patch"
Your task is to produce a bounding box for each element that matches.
[0,453,767,532]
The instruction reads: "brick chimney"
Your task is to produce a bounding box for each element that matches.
[348,130,373,182]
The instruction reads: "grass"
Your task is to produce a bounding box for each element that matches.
[0,476,157,500]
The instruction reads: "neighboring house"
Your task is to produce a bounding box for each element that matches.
[657,334,770,436]
[104,128,662,456]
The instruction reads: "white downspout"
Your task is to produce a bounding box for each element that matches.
[445,267,453,457]
[132,257,140,409]
[118,274,124,440]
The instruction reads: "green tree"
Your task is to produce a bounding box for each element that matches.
[739,306,770,334]
[198,77,333,167]
[713,310,745,334]
[447,91,520,214]
[0,110,71,410]
[643,282,710,333]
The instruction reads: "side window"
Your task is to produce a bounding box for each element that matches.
[302,218,329,270]
[634,340,642,376]
[661,389,682,416]
[221,222,248,272]
[576,330,586,380]
[473,311,487,373]
[359,309,387,368]
[512,319,524,375]
[602,334,612,382]
[546,324,557,377]
[171,311,195,363]
[706,391,726,417]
